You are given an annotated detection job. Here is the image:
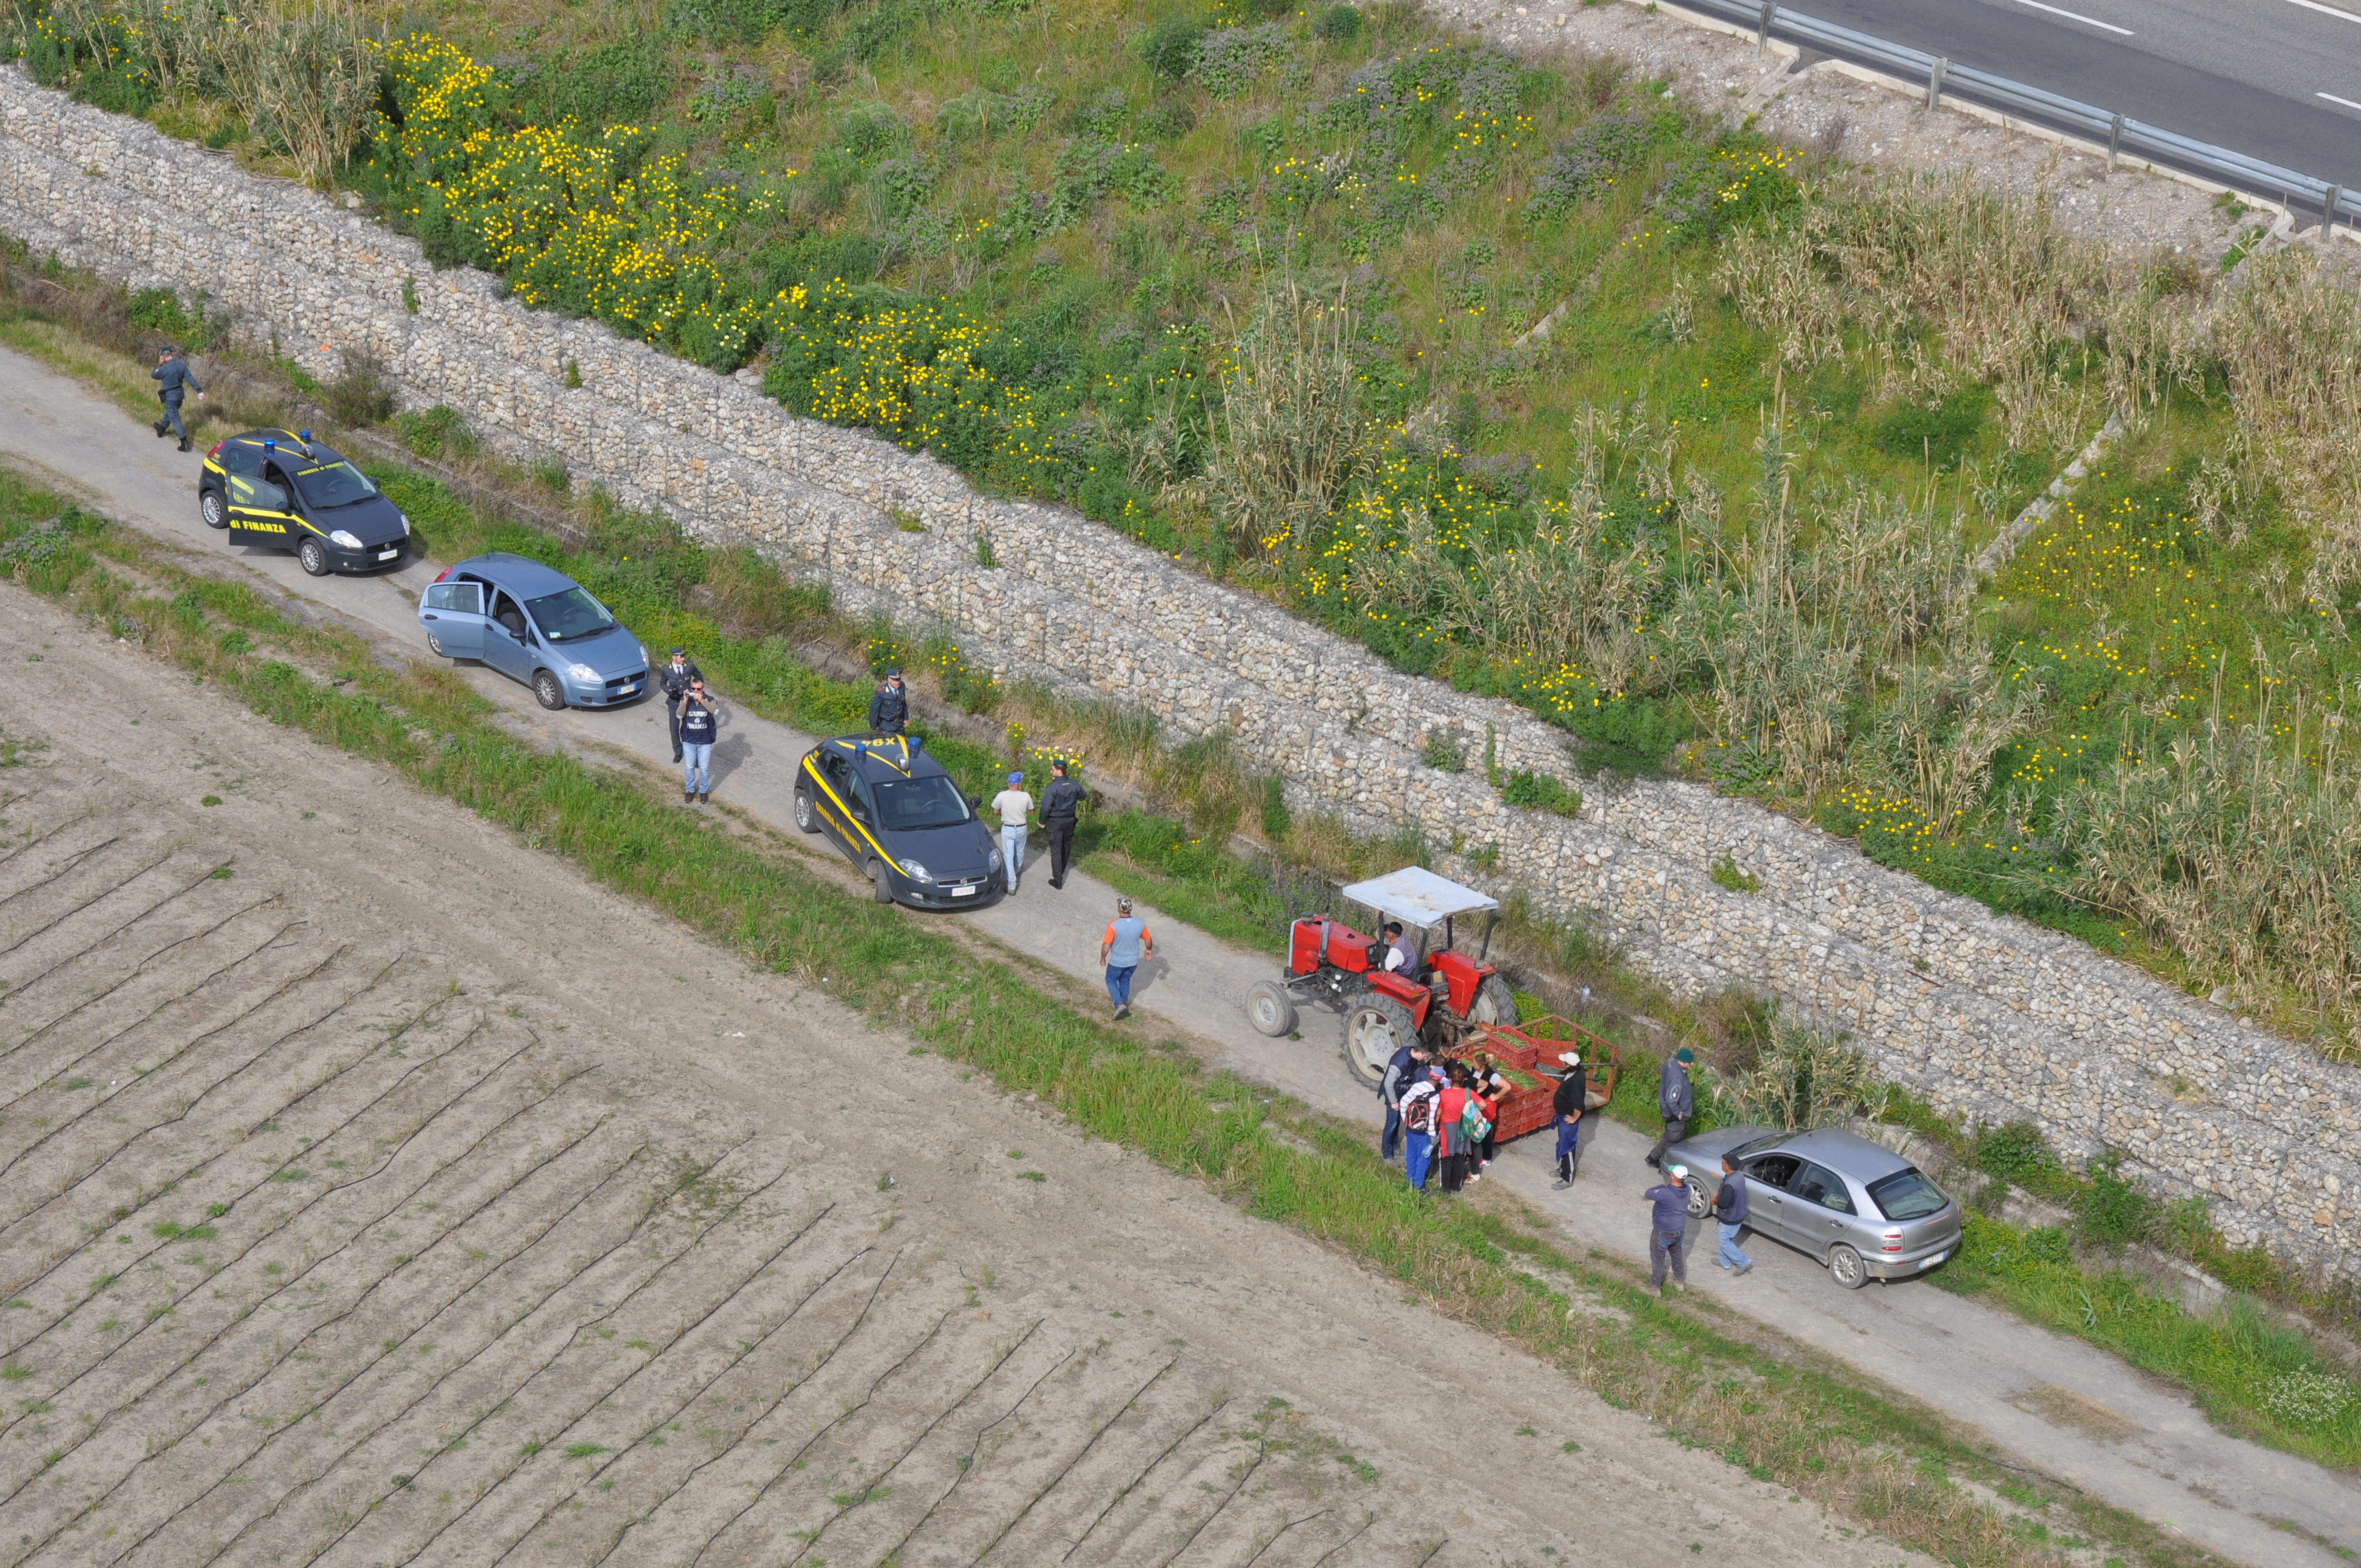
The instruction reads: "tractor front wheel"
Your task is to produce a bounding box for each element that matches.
[1342,995,1419,1087]
[1469,975,1519,1027]
[1245,981,1297,1038]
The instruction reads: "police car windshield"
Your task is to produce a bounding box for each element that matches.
[524,586,616,643]
[290,461,378,509]
[872,775,971,830]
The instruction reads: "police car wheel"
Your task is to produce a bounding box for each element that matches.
[297,538,328,576]
[532,670,567,711]
[200,488,226,529]
[792,786,821,835]
[868,859,894,904]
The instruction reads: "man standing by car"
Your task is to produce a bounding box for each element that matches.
[1099,895,1152,1020]
[868,668,909,735]
[991,770,1033,894]
[1644,1163,1691,1295]
[1041,759,1084,890]
[1551,1051,1587,1188]
[150,346,203,453]
[1648,1046,1695,1169]
[659,647,701,764]
[1713,1151,1754,1275]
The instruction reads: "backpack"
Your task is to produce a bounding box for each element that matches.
[1460,1100,1493,1145]
[1401,1087,1435,1135]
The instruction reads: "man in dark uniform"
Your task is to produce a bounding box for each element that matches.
[1552,1051,1588,1188]
[868,668,909,734]
[1041,758,1084,890]
[150,347,204,452]
[657,647,701,763]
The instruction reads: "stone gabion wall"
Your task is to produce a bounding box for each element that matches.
[2,67,2353,1275]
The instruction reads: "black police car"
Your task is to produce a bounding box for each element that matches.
[198,428,410,576]
[793,734,1004,908]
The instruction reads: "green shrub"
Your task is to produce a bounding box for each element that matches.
[1871,386,1992,471]
[1971,1120,2059,1185]
[1313,4,1361,41]
[1140,17,1204,79]
[1260,775,1290,841]
[2078,1149,2154,1248]
[1502,769,1582,817]
[1707,854,1758,894]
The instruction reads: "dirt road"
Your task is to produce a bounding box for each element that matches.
[0,341,2352,1565]
[0,548,1933,1566]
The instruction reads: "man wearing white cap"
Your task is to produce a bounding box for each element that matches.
[1550,1052,1588,1188]
[1643,1163,1692,1295]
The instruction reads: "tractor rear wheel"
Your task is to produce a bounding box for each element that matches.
[1468,975,1519,1027]
[1244,981,1297,1038]
[1342,995,1419,1087]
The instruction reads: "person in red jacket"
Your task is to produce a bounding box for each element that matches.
[1436,1064,1473,1194]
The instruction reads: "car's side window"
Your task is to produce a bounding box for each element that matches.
[1745,1153,1800,1189]
[1791,1163,1854,1213]
[491,592,527,638]
[229,473,287,511]
[425,582,484,614]
[263,467,298,508]
[221,444,263,477]
[844,771,874,818]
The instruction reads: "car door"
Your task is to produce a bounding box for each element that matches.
[1741,1152,1803,1243]
[482,588,535,683]
[815,753,863,859]
[420,579,488,660]
[1787,1162,1864,1258]
[224,470,296,549]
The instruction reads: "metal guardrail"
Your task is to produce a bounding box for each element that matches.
[1672,0,2351,229]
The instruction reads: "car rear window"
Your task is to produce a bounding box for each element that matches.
[873,775,971,830]
[1867,1168,1950,1221]
[525,586,616,643]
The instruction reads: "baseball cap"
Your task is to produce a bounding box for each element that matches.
[1674,1046,1695,1063]
[1667,1163,1688,1179]
[1559,1051,1581,1066]
[1007,770,1023,783]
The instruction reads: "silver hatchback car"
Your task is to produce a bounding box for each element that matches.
[1665,1125,1961,1289]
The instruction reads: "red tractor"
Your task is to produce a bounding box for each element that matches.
[1243,867,1521,1086]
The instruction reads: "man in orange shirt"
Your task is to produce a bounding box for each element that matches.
[1098,896,1153,1020]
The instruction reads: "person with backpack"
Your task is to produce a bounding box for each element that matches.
[1551,1052,1588,1189]
[1379,1041,1430,1163]
[1400,1068,1440,1192]
[1644,1162,1693,1295]
[1435,1063,1475,1194]
[1648,1046,1695,1169]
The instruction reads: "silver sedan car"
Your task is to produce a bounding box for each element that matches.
[1665,1125,1962,1289]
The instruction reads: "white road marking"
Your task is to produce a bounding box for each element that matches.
[2320,90,2361,112]
[2012,0,2134,34]
[2287,0,2361,20]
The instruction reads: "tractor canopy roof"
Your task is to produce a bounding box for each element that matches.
[1340,867,1498,930]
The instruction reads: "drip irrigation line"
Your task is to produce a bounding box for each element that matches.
[386,1183,837,1568]
[784,1318,1048,1568]
[0,917,294,1114]
[492,1224,866,1568]
[95,1138,652,1568]
[881,1337,1080,1567]
[0,858,236,998]
[0,841,162,950]
[688,1305,955,1568]
[1155,1434,1269,1568]
[297,1150,793,1567]
[0,833,121,916]
[0,892,282,1057]
[1306,1511,1377,1567]
[0,811,82,870]
[1241,1509,1332,1568]
[584,1242,905,1568]
[1057,1386,1226,1565]
[0,1053,589,1506]
[980,1354,1181,1566]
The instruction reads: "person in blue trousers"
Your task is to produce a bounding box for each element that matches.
[1379,1041,1429,1162]
[1400,1069,1440,1191]
[1098,896,1151,1020]
[1551,1050,1587,1188]
[1714,1152,1754,1275]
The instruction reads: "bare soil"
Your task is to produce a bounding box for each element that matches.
[0,591,1926,1567]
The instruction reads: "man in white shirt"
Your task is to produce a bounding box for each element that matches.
[990,770,1035,894]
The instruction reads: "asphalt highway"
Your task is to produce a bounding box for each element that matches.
[1765,0,2361,202]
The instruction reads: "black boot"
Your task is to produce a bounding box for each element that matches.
[153,420,167,438]
[177,439,191,452]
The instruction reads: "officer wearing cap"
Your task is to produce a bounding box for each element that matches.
[868,667,909,735]
[659,646,701,763]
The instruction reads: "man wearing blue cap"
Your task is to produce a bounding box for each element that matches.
[989,770,1034,894]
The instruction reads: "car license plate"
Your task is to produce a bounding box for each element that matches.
[616,682,638,695]
[1921,1251,1946,1268]
[951,885,977,897]
[377,548,400,560]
